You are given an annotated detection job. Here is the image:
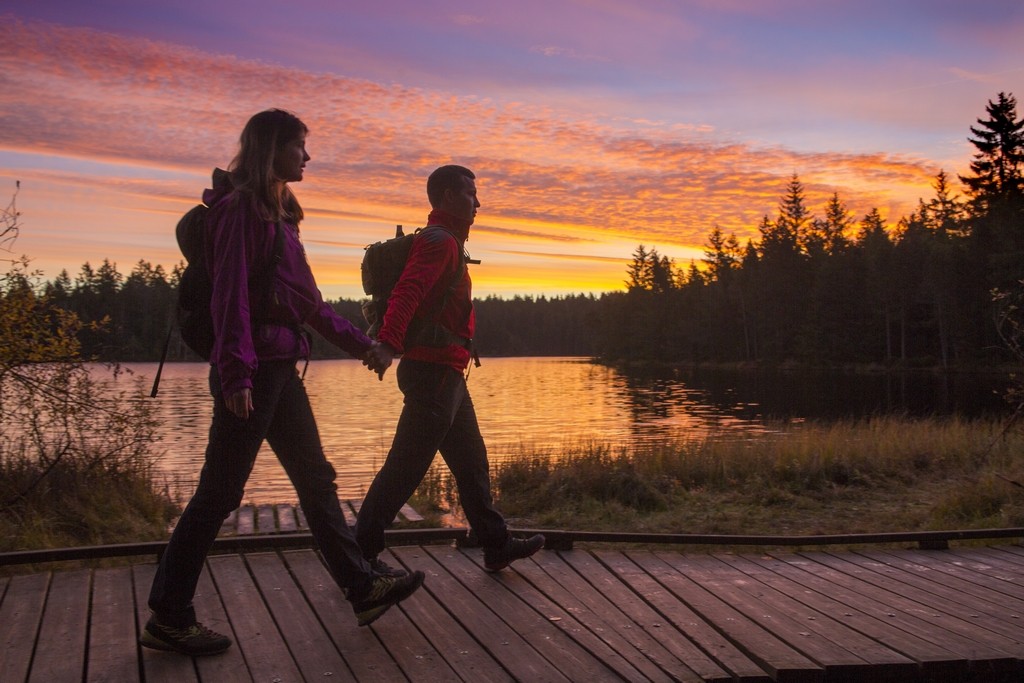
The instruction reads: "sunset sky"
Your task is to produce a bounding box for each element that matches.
[1,1,1022,299]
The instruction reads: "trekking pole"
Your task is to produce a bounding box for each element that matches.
[150,323,173,398]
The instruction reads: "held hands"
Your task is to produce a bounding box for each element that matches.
[362,341,395,380]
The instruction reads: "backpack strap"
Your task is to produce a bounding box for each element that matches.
[404,225,477,354]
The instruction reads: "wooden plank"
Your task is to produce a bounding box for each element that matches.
[757,551,970,681]
[950,546,1024,581]
[993,544,1024,564]
[861,547,1024,615]
[782,551,1014,674]
[658,552,872,674]
[886,546,1024,602]
[276,504,298,533]
[219,508,238,536]
[559,550,739,683]
[811,550,1024,657]
[384,547,514,682]
[625,550,824,683]
[348,498,406,525]
[424,544,623,682]
[256,504,275,534]
[941,547,1024,583]
[515,551,698,682]
[397,544,572,682]
[87,566,139,682]
[295,504,309,530]
[602,548,802,683]
[234,505,255,536]
[340,499,359,527]
[28,568,90,683]
[282,549,409,681]
[207,553,304,681]
[851,549,1024,640]
[589,550,772,682]
[399,503,424,522]
[719,552,957,674]
[694,553,920,681]
[0,572,50,682]
[245,552,355,682]
[467,550,656,682]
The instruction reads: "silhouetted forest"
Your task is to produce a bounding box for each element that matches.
[31,92,1024,368]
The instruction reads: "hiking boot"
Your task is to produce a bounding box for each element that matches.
[368,556,408,578]
[139,615,232,656]
[484,534,545,572]
[351,571,425,627]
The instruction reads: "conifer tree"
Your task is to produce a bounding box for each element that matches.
[960,92,1024,211]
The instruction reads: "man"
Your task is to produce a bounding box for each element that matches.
[359,164,544,574]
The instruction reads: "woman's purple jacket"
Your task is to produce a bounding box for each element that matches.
[203,187,373,398]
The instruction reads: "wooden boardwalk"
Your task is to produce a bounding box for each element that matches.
[3,541,1024,682]
[217,502,424,536]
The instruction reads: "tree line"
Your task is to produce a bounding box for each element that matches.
[37,262,603,362]
[595,92,1024,368]
[15,92,1024,368]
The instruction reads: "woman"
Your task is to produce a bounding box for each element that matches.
[141,109,423,657]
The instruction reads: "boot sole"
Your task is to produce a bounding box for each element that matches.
[138,629,231,656]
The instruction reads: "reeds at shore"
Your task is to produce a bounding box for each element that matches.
[416,414,1024,537]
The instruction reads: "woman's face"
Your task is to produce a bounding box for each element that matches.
[274,133,310,183]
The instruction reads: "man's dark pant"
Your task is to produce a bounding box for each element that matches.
[357,359,507,558]
[148,360,370,626]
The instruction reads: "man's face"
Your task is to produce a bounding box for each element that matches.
[441,175,480,225]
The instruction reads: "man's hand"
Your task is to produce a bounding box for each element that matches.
[362,341,395,380]
[225,388,254,419]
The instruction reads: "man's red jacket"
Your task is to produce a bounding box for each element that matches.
[377,209,475,371]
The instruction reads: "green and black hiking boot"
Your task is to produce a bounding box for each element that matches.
[139,615,232,656]
[484,534,545,572]
[351,571,425,627]
[368,556,409,578]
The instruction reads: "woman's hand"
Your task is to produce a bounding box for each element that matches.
[225,388,254,418]
[362,341,395,380]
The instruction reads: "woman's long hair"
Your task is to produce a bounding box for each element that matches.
[228,109,307,223]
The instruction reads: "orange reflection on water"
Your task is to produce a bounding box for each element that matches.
[133,358,766,504]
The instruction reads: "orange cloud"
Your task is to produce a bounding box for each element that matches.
[0,17,948,298]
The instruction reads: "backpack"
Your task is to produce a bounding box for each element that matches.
[174,168,232,361]
[360,224,477,346]
[150,170,284,397]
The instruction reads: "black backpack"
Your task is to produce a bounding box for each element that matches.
[174,202,217,361]
[150,170,285,396]
[360,224,478,347]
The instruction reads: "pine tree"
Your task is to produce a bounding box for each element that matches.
[960,92,1024,212]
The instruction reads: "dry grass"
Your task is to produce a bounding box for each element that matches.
[419,415,1024,536]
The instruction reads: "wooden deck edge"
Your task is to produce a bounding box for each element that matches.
[3,526,1023,567]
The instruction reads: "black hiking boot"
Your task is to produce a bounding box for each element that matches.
[139,615,232,656]
[350,571,425,626]
[484,534,545,572]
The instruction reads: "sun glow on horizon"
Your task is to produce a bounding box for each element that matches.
[2,9,1017,298]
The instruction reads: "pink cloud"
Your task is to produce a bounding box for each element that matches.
[0,17,954,297]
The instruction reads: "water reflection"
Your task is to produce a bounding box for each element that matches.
[120,358,1012,504]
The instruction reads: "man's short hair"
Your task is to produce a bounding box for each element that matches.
[427,165,475,208]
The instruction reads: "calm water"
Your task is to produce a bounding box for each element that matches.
[123,358,1012,504]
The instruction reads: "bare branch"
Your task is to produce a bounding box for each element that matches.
[1,180,20,254]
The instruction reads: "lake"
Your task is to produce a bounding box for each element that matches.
[125,358,1013,504]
